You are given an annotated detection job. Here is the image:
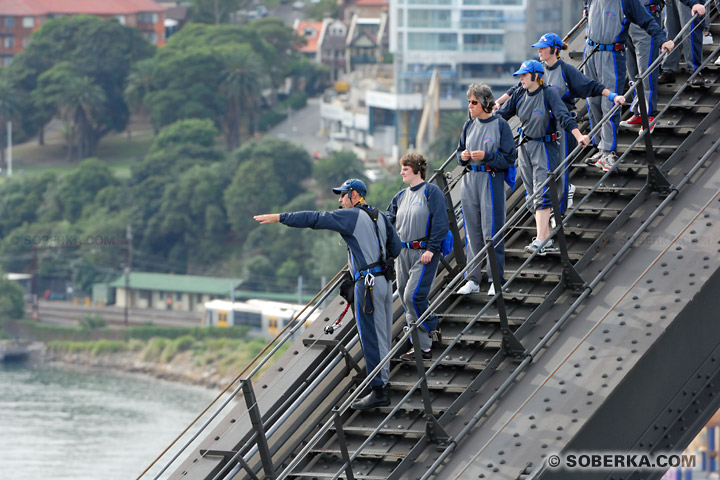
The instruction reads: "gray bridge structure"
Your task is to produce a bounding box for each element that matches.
[140,9,720,480]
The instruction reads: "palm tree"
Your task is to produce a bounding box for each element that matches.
[429,111,468,163]
[220,48,265,151]
[0,73,22,168]
[124,58,156,135]
[56,75,106,160]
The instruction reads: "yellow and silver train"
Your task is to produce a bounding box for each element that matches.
[203,299,318,337]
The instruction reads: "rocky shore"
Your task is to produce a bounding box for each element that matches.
[39,345,233,391]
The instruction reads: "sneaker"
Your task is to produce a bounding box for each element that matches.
[525,238,556,256]
[691,73,706,87]
[550,212,556,230]
[567,184,576,210]
[457,280,480,295]
[400,347,432,361]
[704,31,714,45]
[601,151,618,172]
[351,386,391,410]
[585,150,604,166]
[658,70,676,84]
[715,56,720,66]
[487,283,496,296]
[638,118,657,135]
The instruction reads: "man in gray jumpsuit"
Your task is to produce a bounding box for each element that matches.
[583,0,673,170]
[254,179,402,410]
[659,0,707,86]
[625,0,705,131]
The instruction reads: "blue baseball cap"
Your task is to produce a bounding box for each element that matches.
[513,60,545,77]
[531,32,563,50]
[332,178,367,196]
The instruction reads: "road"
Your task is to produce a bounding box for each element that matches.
[268,96,327,157]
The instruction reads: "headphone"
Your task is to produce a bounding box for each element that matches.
[481,94,495,113]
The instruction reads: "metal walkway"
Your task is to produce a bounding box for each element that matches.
[140,11,720,480]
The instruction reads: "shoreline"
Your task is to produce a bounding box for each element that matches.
[35,343,233,391]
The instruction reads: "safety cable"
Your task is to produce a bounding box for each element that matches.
[273,8,717,480]
[136,269,344,480]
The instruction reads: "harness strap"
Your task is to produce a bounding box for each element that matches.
[402,240,428,249]
[586,39,625,52]
[518,127,559,143]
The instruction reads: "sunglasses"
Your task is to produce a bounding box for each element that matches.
[339,191,349,198]
[468,100,479,105]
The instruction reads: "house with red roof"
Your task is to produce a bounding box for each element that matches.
[0,0,167,65]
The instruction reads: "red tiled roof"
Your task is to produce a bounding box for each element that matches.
[296,21,323,53]
[352,0,388,6]
[3,0,166,16]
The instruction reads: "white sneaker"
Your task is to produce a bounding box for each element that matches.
[457,280,480,295]
[704,32,714,45]
[601,151,618,172]
[585,151,603,166]
[715,55,720,66]
[567,183,576,210]
[487,283,496,296]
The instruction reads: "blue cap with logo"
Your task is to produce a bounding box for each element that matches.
[332,178,367,196]
[513,60,545,77]
[531,32,563,50]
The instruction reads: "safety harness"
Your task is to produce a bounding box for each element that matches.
[586,39,625,52]
[352,204,393,315]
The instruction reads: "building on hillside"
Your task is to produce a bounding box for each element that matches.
[0,0,167,66]
[294,20,324,61]
[108,272,315,313]
[320,18,348,82]
[341,0,388,24]
[346,12,388,71]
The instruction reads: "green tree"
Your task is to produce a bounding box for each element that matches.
[313,151,368,194]
[232,137,312,200]
[224,161,285,239]
[7,15,155,156]
[219,47,266,150]
[37,63,107,160]
[190,0,244,25]
[124,58,156,129]
[144,48,225,129]
[57,158,117,221]
[429,111,467,163]
[0,276,25,319]
[0,72,23,168]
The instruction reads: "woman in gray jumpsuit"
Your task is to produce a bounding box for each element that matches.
[497,60,590,255]
[387,153,448,360]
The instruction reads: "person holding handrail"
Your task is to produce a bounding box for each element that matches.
[254,179,402,410]
[582,0,674,172]
[496,61,590,256]
[496,33,625,210]
[659,0,707,86]
[386,153,448,360]
[455,83,516,294]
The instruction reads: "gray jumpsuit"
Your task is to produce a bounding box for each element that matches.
[497,86,578,213]
[584,0,666,152]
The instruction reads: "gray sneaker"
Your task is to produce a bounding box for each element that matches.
[600,151,618,172]
[585,151,603,166]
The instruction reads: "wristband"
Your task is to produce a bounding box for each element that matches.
[608,92,617,103]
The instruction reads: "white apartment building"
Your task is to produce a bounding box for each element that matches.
[321,0,583,161]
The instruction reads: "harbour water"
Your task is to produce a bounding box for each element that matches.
[0,361,218,480]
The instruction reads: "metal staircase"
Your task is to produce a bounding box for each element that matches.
[139,9,720,480]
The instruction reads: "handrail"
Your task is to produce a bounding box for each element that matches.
[270,8,714,480]
[150,7,714,480]
[137,268,346,480]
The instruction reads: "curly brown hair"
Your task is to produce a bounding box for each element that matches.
[400,152,428,180]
